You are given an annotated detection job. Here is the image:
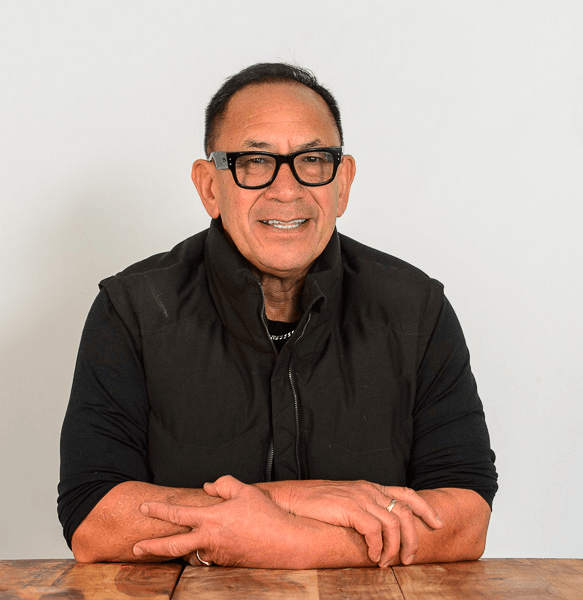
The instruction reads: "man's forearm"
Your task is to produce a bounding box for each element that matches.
[72,479,490,567]
[72,479,376,567]
[257,482,490,566]
[130,479,490,569]
[223,513,376,570]
[283,487,490,568]
[403,488,491,564]
[132,478,379,569]
[71,481,223,563]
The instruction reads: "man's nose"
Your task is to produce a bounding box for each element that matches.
[265,162,302,200]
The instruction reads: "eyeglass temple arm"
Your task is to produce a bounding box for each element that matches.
[209,152,228,169]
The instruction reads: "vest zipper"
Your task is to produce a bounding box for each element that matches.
[257,282,276,482]
[256,281,311,481]
[288,312,311,479]
[265,438,274,482]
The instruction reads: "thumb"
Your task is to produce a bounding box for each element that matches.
[204,474,244,500]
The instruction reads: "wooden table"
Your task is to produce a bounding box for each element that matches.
[1,559,582,599]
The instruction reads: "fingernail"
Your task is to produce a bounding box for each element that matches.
[403,554,415,565]
[379,561,389,569]
[133,546,144,556]
[375,554,381,563]
[436,515,443,525]
[140,503,150,515]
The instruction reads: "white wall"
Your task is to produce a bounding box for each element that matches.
[1,0,581,559]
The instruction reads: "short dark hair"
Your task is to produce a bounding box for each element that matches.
[204,62,343,156]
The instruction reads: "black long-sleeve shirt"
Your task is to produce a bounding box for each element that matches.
[58,224,498,548]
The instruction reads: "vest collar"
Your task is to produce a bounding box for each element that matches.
[204,219,342,352]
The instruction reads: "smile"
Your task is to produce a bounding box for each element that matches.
[261,219,307,230]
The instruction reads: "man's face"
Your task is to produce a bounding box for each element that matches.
[194,82,355,279]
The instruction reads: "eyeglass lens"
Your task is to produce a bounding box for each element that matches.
[235,150,335,187]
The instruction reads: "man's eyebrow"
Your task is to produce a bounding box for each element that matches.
[296,139,325,151]
[242,140,272,150]
[241,139,326,152]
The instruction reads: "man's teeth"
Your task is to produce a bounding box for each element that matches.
[263,219,307,229]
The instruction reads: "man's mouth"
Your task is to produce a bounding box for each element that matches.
[261,219,307,230]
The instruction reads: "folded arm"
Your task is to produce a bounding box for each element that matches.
[256,479,490,566]
[72,478,383,566]
[135,478,490,568]
[72,474,490,568]
[71,481,223,563]
[406,488,490,564]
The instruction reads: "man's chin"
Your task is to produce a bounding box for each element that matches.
[249,254,315,282]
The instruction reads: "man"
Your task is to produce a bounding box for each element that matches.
[58,63,497,569]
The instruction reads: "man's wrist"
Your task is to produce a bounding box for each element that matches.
[254,481,294,512]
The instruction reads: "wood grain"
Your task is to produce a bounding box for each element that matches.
[0,559,75,588]
[55,562,183,600]
[0,561,182,600]
[173,566,320,600]
[393,558,583,600]
[317,567,404,599]
[2,559,582,599]
[526,559,583,600]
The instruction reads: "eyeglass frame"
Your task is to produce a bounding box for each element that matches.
[208,146,344,189]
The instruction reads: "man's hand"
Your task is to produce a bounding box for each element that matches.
[133,476,443,568]
[133,476,313,569]
[258,480,443,567]
[78,478,486,568]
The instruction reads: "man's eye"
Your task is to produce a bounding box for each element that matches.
[238,156,270,169]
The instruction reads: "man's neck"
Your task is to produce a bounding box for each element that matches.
[255,270,305,323]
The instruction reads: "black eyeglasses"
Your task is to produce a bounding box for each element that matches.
[208,147,343,189]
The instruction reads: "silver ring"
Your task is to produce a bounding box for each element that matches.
[196,550,213,566]
[386,499,398,513]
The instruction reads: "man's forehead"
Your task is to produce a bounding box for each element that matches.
[218,82,340,148]
[231,80,321,105]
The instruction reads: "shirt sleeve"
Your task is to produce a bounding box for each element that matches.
[57,288,151,548]
[408,296,498,508]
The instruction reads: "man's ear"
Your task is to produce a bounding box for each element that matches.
[192,159,220,219]
[336,154,356,218]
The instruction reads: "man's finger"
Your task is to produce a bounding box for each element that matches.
[357,502,408,568]
[382,487,443,530]
[385,502,419,566]
[140,502,203,528]
[133,531,202,558]
[378,513,401,567]
[348,513,383,563]
[204,475,246,500]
